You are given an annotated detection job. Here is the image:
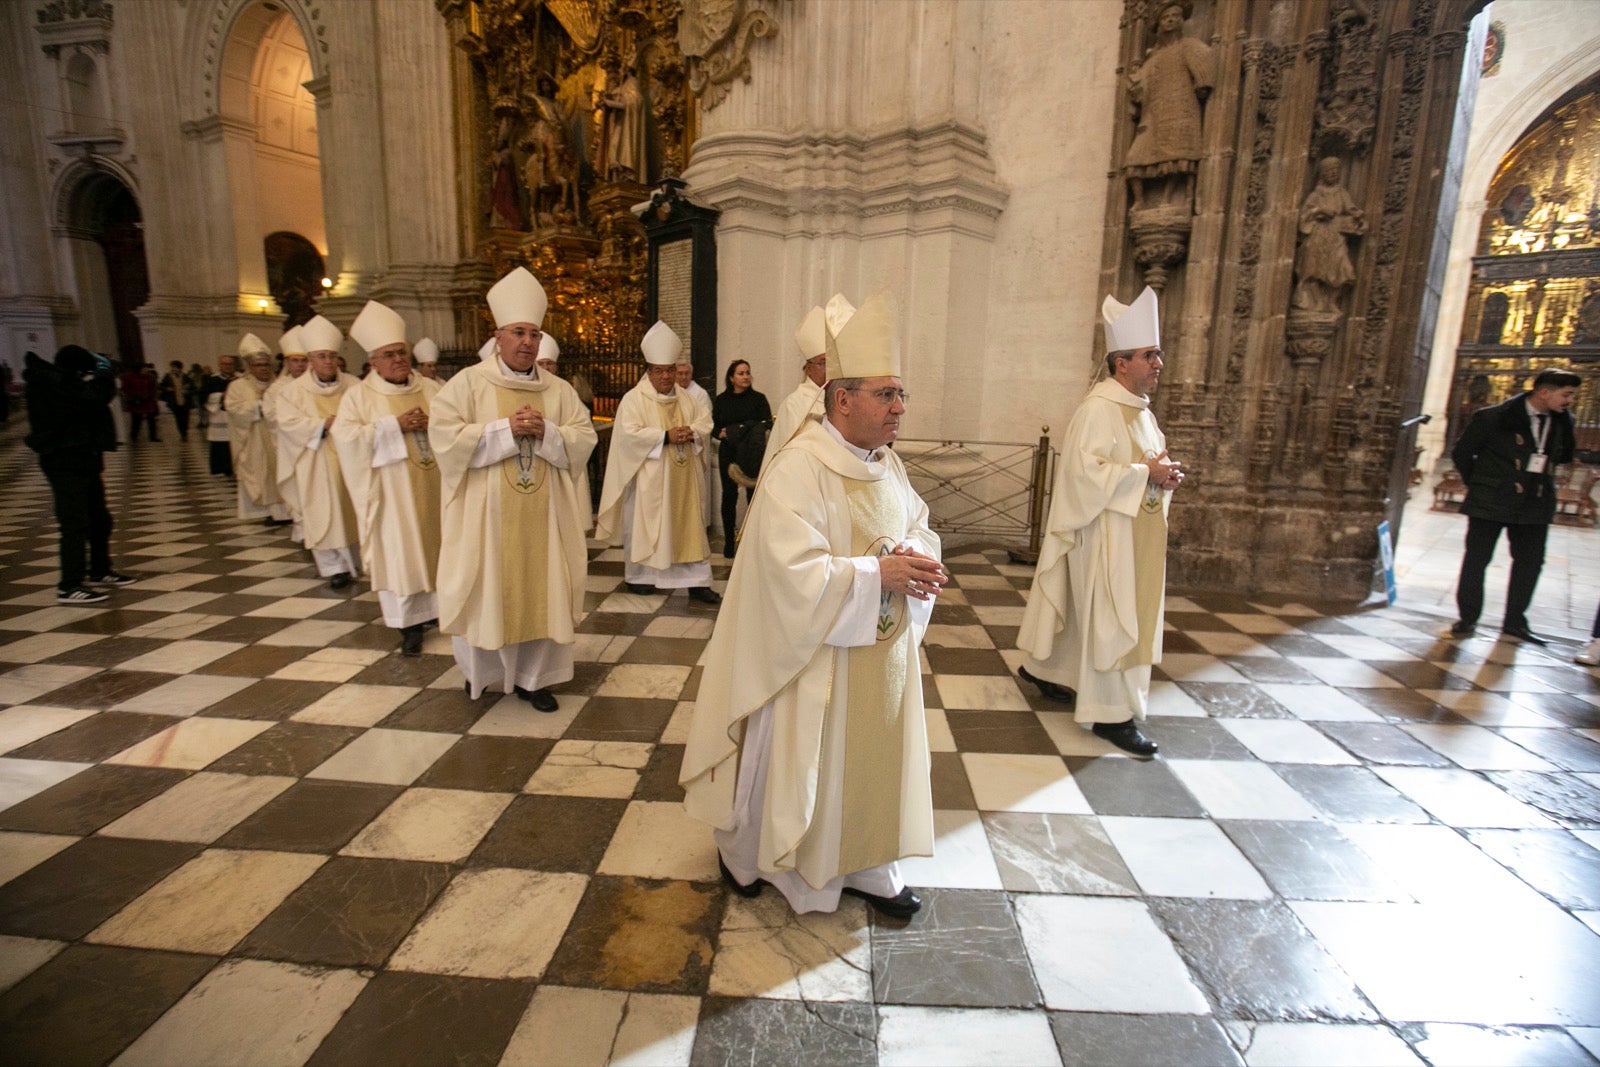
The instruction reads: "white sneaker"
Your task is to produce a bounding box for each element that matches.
[1578,638,1600,667]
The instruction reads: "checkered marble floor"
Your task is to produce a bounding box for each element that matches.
[2,427,1600,1067]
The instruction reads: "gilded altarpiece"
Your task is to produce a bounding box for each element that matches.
[1101,0,1484,599]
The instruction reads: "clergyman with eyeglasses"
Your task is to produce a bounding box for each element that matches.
[682,291,947,922]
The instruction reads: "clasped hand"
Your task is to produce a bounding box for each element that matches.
[511,405,545,439]
[666,425,694,445]
[1146,448,1184,491]
[879,544,947,602]
[398,407,428,433]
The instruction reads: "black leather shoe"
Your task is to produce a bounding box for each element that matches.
[625,582,658,595]
[1092,719,1159,757]
[688,586,722,605]
[515,686,559,712]
[399,625,424,657]
[1019,666,1075,705]
[718,854,762,898]
[843,885,922,920]
[1448,621,1476,638]
[329,572,353,590]
[1501,625,1548,646]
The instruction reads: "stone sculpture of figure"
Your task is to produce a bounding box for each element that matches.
[524,73,577,226]
[1293,157,1366,314]
[601,62,648,183]
[1125,1,1215,211]
[489,116,526,231]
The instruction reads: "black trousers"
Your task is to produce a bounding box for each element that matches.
[128,411,160,441]
[719,465,751,555]
[167,404,191,440]
[1455,516,1548,631]
[43,463,113,590]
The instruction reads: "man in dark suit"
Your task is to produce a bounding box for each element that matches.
[1449,366,1581,644]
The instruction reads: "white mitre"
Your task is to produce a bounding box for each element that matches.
[793,306,826,359]
[538,333,560,364]
[478,337,496,362]
[300,314,344,355]
[348,300,407,354]
[1102,286,1160,353]
[238,333,272,360]
[487,266,548,328]
[824,292,856,337]
[825,291,899,380]
[640,321,682,366]
[278,326,307,356]
[413,338,439,364]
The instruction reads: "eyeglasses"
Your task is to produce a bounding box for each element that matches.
[848,386,910,405]
[804,356,827,368]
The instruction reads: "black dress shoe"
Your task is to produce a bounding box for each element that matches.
[1501,625,1548,646]
[399,625,424,657]
[718,854,762,898]
[1018,666,1075,705]
[1092,719,1159,757]
[1448,621,1476,638]
[842,885,922,920]
[688,586,722,605]
[329,572,353,590]
[625,582,658,595]
[515,686,559,712]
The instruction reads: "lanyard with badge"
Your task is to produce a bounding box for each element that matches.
[1527,411,1549,475]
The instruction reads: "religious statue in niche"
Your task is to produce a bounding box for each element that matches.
[1124,0,1215,213]
[1292,157,1365,316]
[599,58,649,183]
[489,116,527,232]
[523,73,580,227]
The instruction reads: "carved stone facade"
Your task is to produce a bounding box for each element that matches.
[1101,0,1484,599]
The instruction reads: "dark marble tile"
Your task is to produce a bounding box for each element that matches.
[680,665,703,702]
[417,736,553,793]
[1158,630,1207,655]
[24,671,172,711]
[984,625,1021,652]
[349,653,456,688]
[1513,665,1600,696]
[305,971,531,1067]
[330,624,404,652]
[237,856,453,968]
[202,678,338,721]
[1257,634,1345,657]
[635,743,686,803]
[311,598,384,623]
[0,944,217,1067]
[1465,827,1600,910]
[187,593,281,616]
[1065,756,1204,817]
[54,611,164,637]
[543,875,723,994]
[0,837,201,940]
[944,710,1057,755]
[189,616,298,645]
[1139,718,1254,760]
[577,611,655,636]
[566,696,676,742]
[1494,693,1600,730]
[983,812,1138,895]
[928,603,980,627]
[1371,660,1476,690]
[871,889,1040,1007]
[1048,1012,1242,1067]
[1338,687,1466,725]
[206,722,362,777]
[691,996,876,1067]
[217,779,400,853]
[619,636,706,665]
[200,644,308,677]
[7,711,174,763]
[924,645,1013,675]
[1494,728,1600,772]
[1413,1021,1598,1065]
[930,751,976,810]
[1291,616,1363,635]
[42,636,167,668]
[1165,610,1241,633]
[1227,656,1324,684]
[1484,771,1600,828]
[187,574,274,594]
[0,764,187,835]
[380,687,487,733]
[1220,820,1411,902]
[1151,898,1375,1021]
[562,659,611,697]
[1177,681,1294,719]
[1316,721,1454,766]
[1274,765,1430,823]
[962,587,1025,606]
[470,794,629,873]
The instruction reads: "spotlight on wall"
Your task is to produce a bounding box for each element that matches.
[257,298,269,315]
[320,277,333,290]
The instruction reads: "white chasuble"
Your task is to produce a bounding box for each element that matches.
[224,375,279,508]
[595,381,712,572]
[277,373,360,553]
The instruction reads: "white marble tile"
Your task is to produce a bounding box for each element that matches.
[709,892,872,1001]
[970,604,1026,626]
[269,659,367,683]
[598,800,719,881]
[341,787,512,863]
[289,684,419,727]
[111,958,368,1067]
[0,935,65,996]
[389,867,587,979]
[1216,613,1300,635]
[117,613,233,641]
[962,753,1091,814]
[501,987,699,1067]
[1434,660,1559,693]
[119,572,211,593]
[924,707,957,752]
[0,705,96,754]
[1235,1021,1423,1066]
[304,728,456,786]
[467,694,584,738]
[570,633,635,664]
[1155,653,1248,683]
[87,849,325,954]
[1293,658,1405,689]
[1414,1022,1597,1065]
[301,647,388,667]
[525,740,653,798]
[935,674,1032,712]
[1400,724,1558,771]
[1310,635,1422,661]
[100,773,294,843]
[659,701,695,746]
[236,578,324,598]
[1219,720,1360,765]
[105,717,272,771]
[1255,683,1383,722]
[1418,688,1556,726]
[111,674,254,717]
[1372,767,1557,828]
[0,633,103,663]
[0,831,77,886]
[877,1006,1063,1067]
[1035,713,1133,758]
[245,596,339,620]
[923,624,995,649]
[895,809,1003,890]
[1014,894,1209,1013]
[1147,680,1209,717]
[642,616,715,639]
[255,619,363,647]
[1338,823,1561,911]
[0,663,101,704]
[126,591,223,614]
[0,757,90,812]
[1186,631,1283,658]
[593,663,693,700]
[1100,815,1273,899]
[1167,760,1323,820]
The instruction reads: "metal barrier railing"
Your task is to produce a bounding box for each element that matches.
[895,428,1055,562]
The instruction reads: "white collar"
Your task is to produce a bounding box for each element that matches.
[824,417,884,464]
[498,356,536,381]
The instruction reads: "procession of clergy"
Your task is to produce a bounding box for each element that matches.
[223,264,1177,920]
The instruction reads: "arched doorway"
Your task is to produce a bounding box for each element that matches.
[60,168,150,366]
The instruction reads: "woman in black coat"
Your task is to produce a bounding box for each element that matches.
[711,359,770,557]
